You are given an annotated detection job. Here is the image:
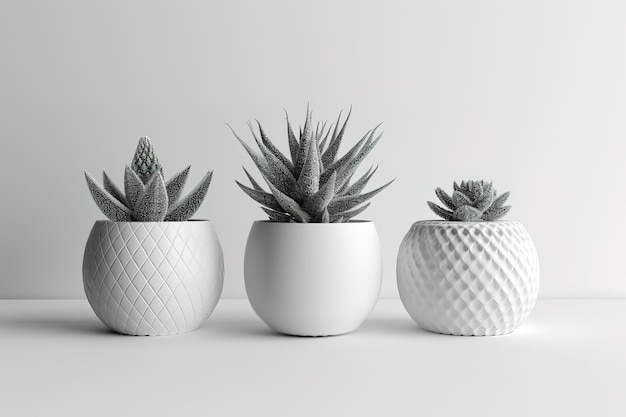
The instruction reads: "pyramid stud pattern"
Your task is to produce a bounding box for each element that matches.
[83,221,224,336]
[397,220,539,336]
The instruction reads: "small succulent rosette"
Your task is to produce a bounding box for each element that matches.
[84,136,213,222]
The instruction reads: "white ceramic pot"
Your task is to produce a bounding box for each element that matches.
[82,220,224,336]
[397,220,539,336]
[244,221,382,336]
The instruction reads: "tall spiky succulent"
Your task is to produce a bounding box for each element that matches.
[84,137,213,222]
[229,107,394,223]
[427,180,511,221]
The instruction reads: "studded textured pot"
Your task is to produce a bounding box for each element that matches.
[396,220,539,336]
[82,220,224,336]
[244,221,382,337]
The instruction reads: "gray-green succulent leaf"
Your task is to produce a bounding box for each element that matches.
[134,171,168,222]
[85,137,213,222]
[131,136,163,184]
[85,171,133,222]
[103,170,128,207]
[428,180,511,221]
[232,106,393,223]
[165,166,191,207]
[165,170,213,221]
[124,165,144,211]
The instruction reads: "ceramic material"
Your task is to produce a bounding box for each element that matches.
[397,220,539,336]
[83,220,224,336]
[244,221,382,336]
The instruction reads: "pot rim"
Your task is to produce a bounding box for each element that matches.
[93,219,213,225]
[411,219,521,226]
[251,219,373,225]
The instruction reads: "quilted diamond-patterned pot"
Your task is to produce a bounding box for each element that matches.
[83,220,224,336]
[396,220,539,336]
[245,221,382,337]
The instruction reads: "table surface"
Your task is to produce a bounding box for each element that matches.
[0,299,624,417]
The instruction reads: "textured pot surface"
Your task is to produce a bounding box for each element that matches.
[83,220,224,336]
[245,221,382,336]
[397,220,539,336]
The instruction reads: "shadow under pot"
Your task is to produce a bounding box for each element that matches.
[396,220,539,336]
[82,220,224,336]
[244,220,382,337]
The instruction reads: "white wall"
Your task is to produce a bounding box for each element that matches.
[1,0,625,299]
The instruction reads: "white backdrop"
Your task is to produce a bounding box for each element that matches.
[1,0,625,299]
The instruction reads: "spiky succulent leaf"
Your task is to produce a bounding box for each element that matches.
[293,106,312,178]
[474,189,494,212]
[318,122,334,155]
[165,170,213,221]
[131,136,162,184]
[256,120,294,172]
[453,205,483,222]
[320,209,330,223]
[302,171,336,215]
[319,128,370,186]
[251,121,296,186]
[242,167,264,191]
[265,179,311,223]
[483,205,511,221]
[285,112,299,163]
[491,191,510,210]
[434,187,455,211]
[85,171,133,221]
[327,179,394,215]
[330,202,370,223]
[103,171,128,207]
[165,166,190,207]
[427,201,455,221]
[321,107,351,168]
[124,165,144,211]
[295,134,321,199]
[339,166,376,197]
[452,191,473,208]
[335,128,382,190]
[133,172,168,222]
[235,181,284,212]
[261,207,292,222]
[228,124,295,196]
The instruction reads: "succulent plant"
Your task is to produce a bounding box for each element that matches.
[84,137,213,222]
[229,106,393,223]
[427,180,511,221]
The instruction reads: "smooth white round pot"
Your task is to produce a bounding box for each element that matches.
[244,221,382,336]
[83,220,224,336]
[397,220,539,336]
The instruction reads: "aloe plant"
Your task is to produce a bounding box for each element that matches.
[428,180,511,221]
[230,106,393,223]
[84,137,213,222]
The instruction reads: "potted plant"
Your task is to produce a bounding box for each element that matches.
[82,137,224,336]
[229,106,393,336]
[396,181,540,336]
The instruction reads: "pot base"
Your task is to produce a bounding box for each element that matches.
[418,323,515,337]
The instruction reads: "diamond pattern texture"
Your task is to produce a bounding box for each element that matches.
[397,221,539,336]
[83,221,224,336]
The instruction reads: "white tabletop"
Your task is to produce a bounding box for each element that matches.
[0,299,624,417]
